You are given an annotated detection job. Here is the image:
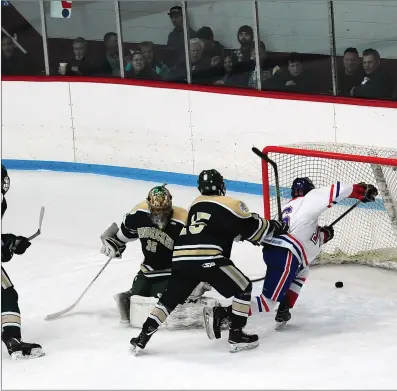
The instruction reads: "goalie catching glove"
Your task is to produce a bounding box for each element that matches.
[101,237,126,259]
[350,183,378,203]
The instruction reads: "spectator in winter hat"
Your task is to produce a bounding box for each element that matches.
[234,25,254,63]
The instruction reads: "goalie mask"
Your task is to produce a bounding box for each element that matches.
[147,184,173,229]
[291,177,315,198]
[198,169,226,196]
[1,164,10,196]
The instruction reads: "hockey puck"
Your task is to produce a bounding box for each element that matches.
[335,281,343,288]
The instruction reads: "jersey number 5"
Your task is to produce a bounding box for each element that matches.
[181,212,211,235]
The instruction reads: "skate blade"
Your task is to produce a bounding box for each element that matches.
[203,307,215,340]
[275,321,288,331]
[130,344,142,356]
[229,340,259,353]
[11,348,45,360]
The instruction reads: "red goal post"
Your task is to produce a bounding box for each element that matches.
[259,143,397,269]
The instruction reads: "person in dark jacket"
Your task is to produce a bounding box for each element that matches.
[166,6,196,67]
[265,52,316,94]
[125,51,160,80]
[351,48,393,99]
[1,35,29,76]
[233,25,254,63]
[137,41,169,79]
[196,26,224,60]
[97,32,121,77]
[58,37,96,76]
[335,47,365,96]
[213,53,246,88]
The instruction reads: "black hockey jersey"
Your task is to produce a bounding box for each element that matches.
[117,200,188,278]
[172,195,269,264]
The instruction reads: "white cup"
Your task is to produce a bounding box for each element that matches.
[59,62,67,75]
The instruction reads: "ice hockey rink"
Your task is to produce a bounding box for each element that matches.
[2,170,397,390]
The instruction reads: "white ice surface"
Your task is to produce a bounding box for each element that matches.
[2,171,397,390]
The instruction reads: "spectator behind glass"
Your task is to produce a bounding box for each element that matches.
[189,38,211,84]
[248,41,280,89]
[1,34,29,75]
[98,32,120,77]
[266,52,316,94]
[125,51,160,80]
[233,25,254,63]
[135,41,169,79]
[214,53,245,87]
[351,48,393,99]
[335,47,364,96]
[58,37,96,76]
[196,26,224,60]
[167,6,196,67]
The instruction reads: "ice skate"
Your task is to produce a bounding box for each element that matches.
[130,330,153,356]
[4,337,45,360]
[228,328,259,353]
[203,305,229,340]
[275,301,291,330]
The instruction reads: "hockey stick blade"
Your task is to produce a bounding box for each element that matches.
[44,256,113,321]
[28,206,45,241]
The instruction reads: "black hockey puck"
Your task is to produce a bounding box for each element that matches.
[335,281,343,288]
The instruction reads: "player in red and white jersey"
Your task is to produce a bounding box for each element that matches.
[253,178,378,327]
[204,178,378,339]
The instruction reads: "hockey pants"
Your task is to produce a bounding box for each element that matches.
[250,247,310,315]
[142,258,252,333]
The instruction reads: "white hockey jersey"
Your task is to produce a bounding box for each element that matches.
[262,182,354,266]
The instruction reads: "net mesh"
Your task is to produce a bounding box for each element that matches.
[265,143,397,270]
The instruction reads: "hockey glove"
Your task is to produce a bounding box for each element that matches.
[268,219,289,236]
[351,183,378,203]
[101,237,126,259]
[320,226,334,244]
[1,234,31,255]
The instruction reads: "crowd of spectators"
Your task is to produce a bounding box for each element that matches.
[2,5,397,100]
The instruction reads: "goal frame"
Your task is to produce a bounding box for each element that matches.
[260,145,397,219]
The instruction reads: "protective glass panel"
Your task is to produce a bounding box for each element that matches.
[257,0,333,95]
[187,1,256,88]
[1,1,45,76]
[119,1,183,82]
[333,0,397,100]
[44,1,121,77]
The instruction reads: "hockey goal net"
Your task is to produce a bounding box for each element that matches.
[260,143,397,270]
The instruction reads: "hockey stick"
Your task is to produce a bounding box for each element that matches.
[28,206,45,241]
[44,256,113,321]
[251,200,362,283]
[252,147,282,221]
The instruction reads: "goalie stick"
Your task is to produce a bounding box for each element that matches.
[44,256,112,321]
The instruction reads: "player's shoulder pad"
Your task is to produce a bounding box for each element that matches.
[192,195,251,218]
[171,206,188,225]
[130,200,150,214]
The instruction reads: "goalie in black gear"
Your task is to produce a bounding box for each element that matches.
[1,164,44,360]
[129,169,288,354]
[100,184,211,324]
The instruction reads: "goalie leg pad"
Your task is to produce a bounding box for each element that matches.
[129,295,220,330]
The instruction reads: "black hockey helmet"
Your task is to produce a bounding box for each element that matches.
[198,169,226,196]
[147,183,173,229]
[291,177,315,197]
[1,164,10,195]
